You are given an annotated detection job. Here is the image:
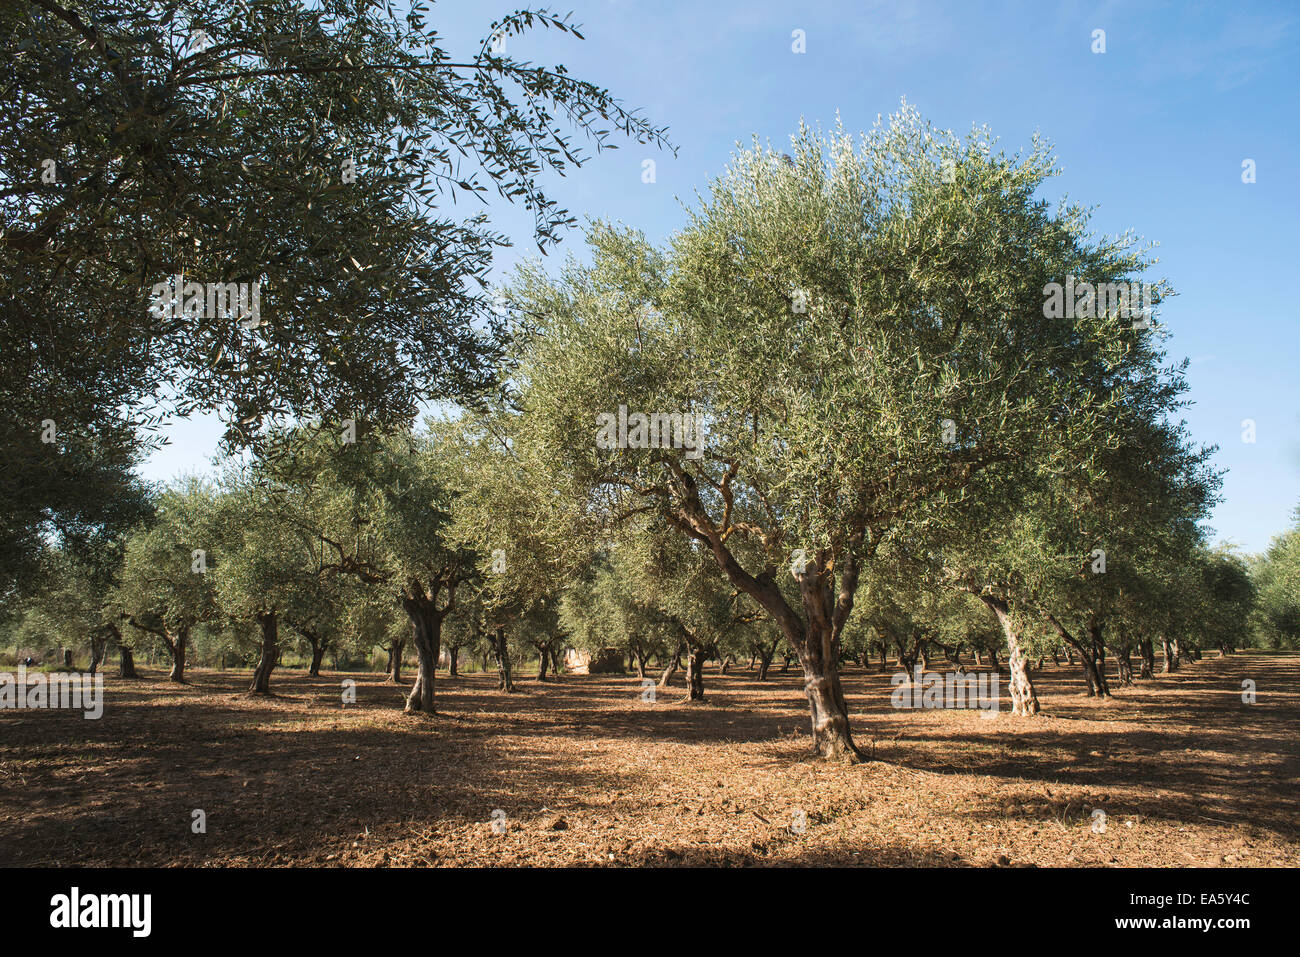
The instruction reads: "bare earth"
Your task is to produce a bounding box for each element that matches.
[2,650,1297,867]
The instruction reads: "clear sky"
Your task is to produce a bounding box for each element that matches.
[140,0,1300,554]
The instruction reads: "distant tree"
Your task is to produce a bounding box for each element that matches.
[116,479,220,682]
[1252,510,1300,649]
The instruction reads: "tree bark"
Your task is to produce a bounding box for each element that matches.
[1048,614,1110,697]
[492,625,515,692]
[980,597,1039,716]
[169,628,188,683]
[304,632,325,677]
[1116,647,1134,686]
[88,631,107,676]
[118,642,137,679]
[658,644,682,688]
[756,638,778,681]
[1138,638,1155,678]
[684,641,705,701]
[387,638,405,683]
[404,608,440,713]
[249,611,279,693]
[446,643,460,677]
[1161,636,1178,673]
[535,644,550,681]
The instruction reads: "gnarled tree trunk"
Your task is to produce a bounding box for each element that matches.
[169,628,188,683]
[492,625,515,692]
[88,630,108,676]
[387,638,405,683]
[249,611,278,693]
[118,642,137,678]
[979,596,1039,716]
[404,608,440,713]
[684,640,705,700]
[755,638,778,681]
[301,630,325,677]
[1116,647,1134,686]
[658,644,682,688]
[1138,638,1155,678]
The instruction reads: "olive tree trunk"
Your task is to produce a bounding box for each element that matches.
[492,625,515,692]
[249,611,279,693]
[979,596,1039,716]
[658,644,683,688]
[118,642,137,678]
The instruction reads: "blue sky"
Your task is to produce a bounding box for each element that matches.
[141,0,1300,553]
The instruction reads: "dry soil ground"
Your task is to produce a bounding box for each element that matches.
[1,650,1297,867]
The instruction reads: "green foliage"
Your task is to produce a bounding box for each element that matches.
[1253,509,1300,648]
[1,0,669,597]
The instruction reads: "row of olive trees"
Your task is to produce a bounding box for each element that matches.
[5,95,1281,764]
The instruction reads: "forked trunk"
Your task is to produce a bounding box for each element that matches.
[536,645,549,681]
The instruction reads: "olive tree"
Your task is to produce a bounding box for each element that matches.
[116,479,220,682]
[506,107,1164,760]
